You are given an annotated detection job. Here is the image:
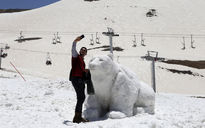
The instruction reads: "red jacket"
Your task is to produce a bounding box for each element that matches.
[71,55,85,77]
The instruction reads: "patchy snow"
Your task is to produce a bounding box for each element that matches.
[0,0,205,127]
[0,71,205,128]
[0,0,205,95]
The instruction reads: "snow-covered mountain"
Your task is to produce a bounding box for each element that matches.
[0,0,205,127]
[0,0,205,94]
[1,0,205,33]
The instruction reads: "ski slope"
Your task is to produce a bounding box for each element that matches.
[0,0,205,127]
[0,0,204,96]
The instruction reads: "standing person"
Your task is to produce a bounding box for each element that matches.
[70,35,89,123]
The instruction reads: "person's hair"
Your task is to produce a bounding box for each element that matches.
[80,47,87,52]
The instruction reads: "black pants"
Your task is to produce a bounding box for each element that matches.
[71,77,85,113]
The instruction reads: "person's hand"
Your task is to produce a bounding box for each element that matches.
[74,36,82,42]
[85,69,89,73]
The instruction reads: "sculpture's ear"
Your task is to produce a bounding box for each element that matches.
[108,53,113,60]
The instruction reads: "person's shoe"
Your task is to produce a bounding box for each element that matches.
[73,112,89,123]
[73,112,81,123]
[80,117,89,122]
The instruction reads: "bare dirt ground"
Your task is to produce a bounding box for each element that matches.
[0,9,30,13]
[162,60,205,69]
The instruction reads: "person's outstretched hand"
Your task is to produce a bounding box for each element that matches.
[74,36,82,42]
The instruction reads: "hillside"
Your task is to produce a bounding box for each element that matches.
[0,9,30,13]
[0,0,205,95]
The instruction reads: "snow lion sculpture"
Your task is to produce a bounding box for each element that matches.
[84,54,155,120]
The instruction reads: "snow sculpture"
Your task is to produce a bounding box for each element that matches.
[84,54,155,120]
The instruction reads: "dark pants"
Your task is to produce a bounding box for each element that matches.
[71,77,85,113]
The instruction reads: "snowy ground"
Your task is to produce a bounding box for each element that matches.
[1,71,205,128]
[0,0,204,95]
[0,0,205,127]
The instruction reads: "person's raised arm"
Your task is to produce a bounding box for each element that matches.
[71,36,82,58]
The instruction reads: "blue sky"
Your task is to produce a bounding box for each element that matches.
[0,0,60,9]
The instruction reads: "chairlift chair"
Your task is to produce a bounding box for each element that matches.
[132,44,137,47]
[140,33,146,46]
[90,39,94,45]
[52,38,57,44]
[90,34,94,45]
[46,59,52,65]
[56,37,61,43]
[1,53,7,58]
[52,34,57,44]
[181,37,186,50]
[56,32,61,43]
[46,53,52,65]
[17,31,24,43]
[190,35,195,49]
[141,39,146,46]
[95,32,100,44]
[5,44,10,49]
[96,37,100,44]
[132,35,137,47]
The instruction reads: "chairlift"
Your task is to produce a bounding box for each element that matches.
[191,43,195,49]
[5,44,10,49]
[190,35,196,49]
[56,37,61,43]
[90,39,94,45]
[1,53,7,58]
[46,59,52,65]
[0,49,5,58]
[181,37,186,50]
[132,35,137,47]
[132,44,137,47]
[52,33,61,44]
[140,33,146,46]
[90,34,94,45]
[56,32,61,43]
[141,41,146,46]
[52,34,57,44]
[181,46,185,50]
[96,37,100,44]
[96,32,100,44]
[17,31,24,43]
[19,31,24,39]
[52,38,57,44]
[46,53,52,65]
